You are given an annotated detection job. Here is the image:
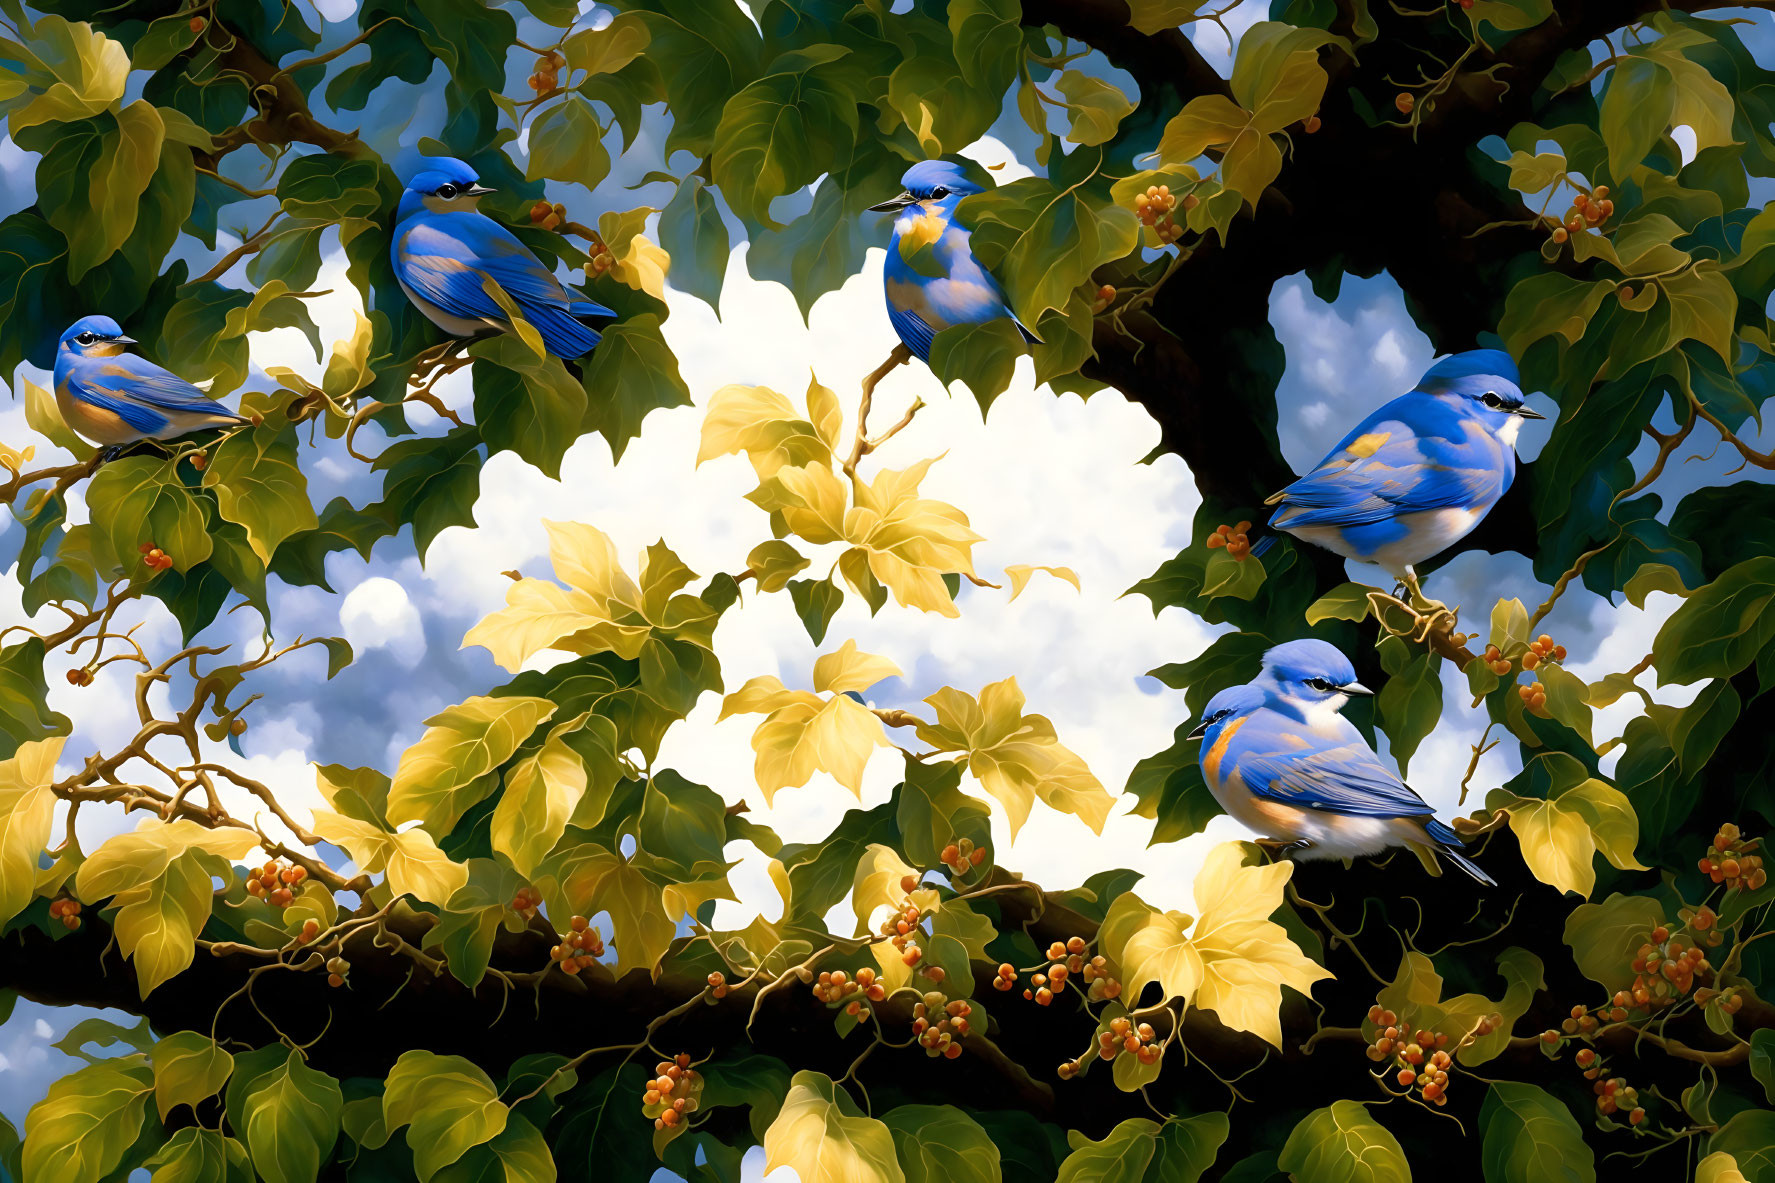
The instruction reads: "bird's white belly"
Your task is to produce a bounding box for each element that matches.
[398,276,503,338]
[1210,770,1399,858]
[1373,506,1487,572]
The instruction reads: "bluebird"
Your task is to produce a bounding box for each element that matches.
[391,156,614,360]
[1190,639,1494,885]
[54,316,249,454]
[869,160,1040,363]
[1262,349,1544,604]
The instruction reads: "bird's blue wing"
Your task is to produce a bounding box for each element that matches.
[887,302,938,361]
[75,355,241,417]
[1267,395,1503,529]
[1231,710,1432,818]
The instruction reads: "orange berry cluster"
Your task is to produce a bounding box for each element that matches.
[138,541,173,571]
[1522,634,1566,671]
[939,838,987,877]
[296,918,321,945]
[1614,925,1711,1012]
[587,239,616,277]
[912,990,971,1059]
[48,896,82,930]
[1090,284,1117,315]
[245,859,306,907]
[1132,185,1193,244]
[550,915,605,974]
[1023,938,1085,1005]
[706,971,729,1000]
[189,452,208,471]
[64,667,93,687]
[1700,823,1766,891]
[878,896,926,967]
[1549,186,1612,244]
[529,200,568,231]
[642,1055,701,1130]
[1516,680,1547,713]
[325,954,350,987]
[1098,1015,1161,1066]
[1205,522,1252,560]
[510,885,541,919]
[1694,984,1745,1015]
[1365,1005,1476,1106]
[527,50,565,94]
[1589,1067,1642,1123]
[812,966,886,1019]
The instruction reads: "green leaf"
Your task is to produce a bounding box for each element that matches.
[0,640,73,759]
[1479,1082,1595,1183]
[389,695,557,836]
[383,1050,509,1182]
[1200,550,1265,600]
[85,455,212,576]
[527,95,610,191]
[369,428,485,561]
[637,769,728,877]
[1652,556,1775,686]
[149,1032,234,1121]
[434,1112,556,1183]
[1377,652,1441,778]
[470,335,588,480]
[202,412,317,566]
[1055,70,1134,146]
[928,319,1026,413]
[1276,1101,1408,1182]
[1563,892,1663,994]
[658,176,729,310]
[1147,1113,1230,1182]
[1752,1029,1775,1105]
[226,1046,343,1183]
[962,174,1141,333]
[1125,721,1222,844]
[710,48,861,231]
[895,754,991,869]
[883,1104,999,1183]
[788,577,844,645]
[142,1127,253,1183]
[1599,56,1675,180]
[1056,1118,1158,1182]
[579,313,693,461]
[1304,582,1372,624]
[2,15,129,133]
[21,1056,154,1183]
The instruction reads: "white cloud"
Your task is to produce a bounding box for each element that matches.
[340,576,426,669]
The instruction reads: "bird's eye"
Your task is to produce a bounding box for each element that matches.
[436,183,458,198]
[1481,391,1504,409]
[931,186,950,198]
[75,333,95,345]
[1304,677,1337,691]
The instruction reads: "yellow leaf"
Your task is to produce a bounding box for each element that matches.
[719,675,820,720]
[805,375,845,453]
[322,310,375,400]
[613,234,670,298]
[1697,1152,1749,1183]
[491,714,589,878]
[77,819,257,901]
[1101,844,1330,1047]
[748,695,892,802]
[750,462,850,545]
[1187,844,1331,1047]
[1490,776,1646,897]
[547,846,676,977]
[387,695,556,834]
[698,386,831,479]
[0,736,63,926]
[1099,892,1203,1004]
[915,678,1112,836]
[850,844,919,936]
[1004,564,1080,601]
[9,16,130,133]
[310,808,469,905]
[109,855,215,996]
[812,640,901,695]
[846,459,983,617]
[763,1071,905,1183]
[23,377,89,457]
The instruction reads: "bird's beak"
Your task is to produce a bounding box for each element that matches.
[1515,406,1547,420]
[1186,718,1211,741]
[868,192,916,213]
[465,184,496,196]
[112,335,137,346]
[1339,682,1374,697]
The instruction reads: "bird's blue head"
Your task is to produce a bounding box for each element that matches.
[398,156,496,220]
[1186,683,1264,742]
[868,160,983,216]
[1256,639,1372,717]
[59,315,135,359]
[1413,348,1545,443]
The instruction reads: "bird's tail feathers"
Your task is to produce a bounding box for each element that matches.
[1250,534,1277,558]
[524,303,603,359]
[570,297,617,320]
[1423,818,1497,886]
[1012,315,1042,346]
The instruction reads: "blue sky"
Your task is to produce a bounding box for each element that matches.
[1,4,1772,1180]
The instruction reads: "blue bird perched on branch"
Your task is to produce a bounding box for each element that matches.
[1259,349,1545,607]
[53,316,250,456]
[1191,639,1495,885]
[391,156,614,360]
[869,160,1040,368]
